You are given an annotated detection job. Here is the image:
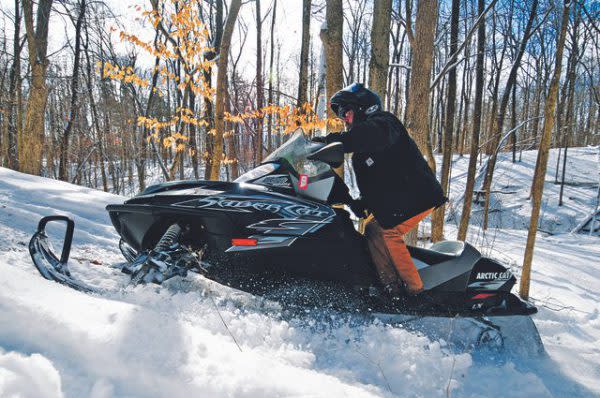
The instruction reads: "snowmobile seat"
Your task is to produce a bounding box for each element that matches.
[408,241,465,266]
[408,246,454,265]
[429,240,465,257]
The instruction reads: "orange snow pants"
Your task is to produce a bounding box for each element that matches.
[364,208,433,294]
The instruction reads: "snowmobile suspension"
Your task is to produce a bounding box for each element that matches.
[128,223,205,285]
[154,223,182,251]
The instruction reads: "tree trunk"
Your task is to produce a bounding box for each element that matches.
[323,0,344,122]
[457,25,471,157]
[315,27,327,119]
[204,0,223,180]
[457,0,486,242]
[510,80,517,163]
[59,0,86,181]
[255,0,264,164]
[297,0,311,107]
[405,0,437,171]
[531,80,542,146]
[559,6,580,206]
[224,80,239,179]
[482,0,538,230]
[83,27,108,192]
[188,87,199,179]
[404,0,438,245]
[267,0,277,152]
[5,0,21,170]
[322,0,344,177]
[520,0,570,300]
[368,0,392,98]
[21,0,53,175]
[210,0,242,181]
[431,0,460,242]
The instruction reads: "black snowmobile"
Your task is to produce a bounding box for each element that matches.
[30,129,540,350]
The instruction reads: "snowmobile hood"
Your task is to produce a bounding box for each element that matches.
[120,180,273,206]
[138,180,241,196]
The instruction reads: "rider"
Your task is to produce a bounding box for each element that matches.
[314,83,446,296]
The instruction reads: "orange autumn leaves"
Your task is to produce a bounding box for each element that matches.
[224,103,344,135]
[101,0,342,155]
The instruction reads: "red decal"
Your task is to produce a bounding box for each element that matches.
[299,174,309,190]
[470,293,496,300]
[231,238,258,246]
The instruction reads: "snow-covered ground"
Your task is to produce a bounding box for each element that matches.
[0,146,599,398]
[444,145,599,236]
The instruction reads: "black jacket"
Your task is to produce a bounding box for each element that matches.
[325,111,446,229]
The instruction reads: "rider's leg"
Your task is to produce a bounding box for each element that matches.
[381,208,434,295]
[364,217,402,292]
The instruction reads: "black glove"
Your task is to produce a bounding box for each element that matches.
[349,198,367,218]
[311,136,327,144]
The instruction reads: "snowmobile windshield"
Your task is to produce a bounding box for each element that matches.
[263,129,330,177]
[234,163,279,183]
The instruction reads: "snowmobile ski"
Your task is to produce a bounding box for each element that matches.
[29,216,100,293]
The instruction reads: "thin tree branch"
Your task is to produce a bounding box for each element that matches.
[430,0,498,90]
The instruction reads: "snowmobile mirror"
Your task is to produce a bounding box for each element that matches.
[307,142,344,168]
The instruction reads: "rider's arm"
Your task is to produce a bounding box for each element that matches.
[327,171,353,205]
[324,114,405,153]
[327,172,366,217]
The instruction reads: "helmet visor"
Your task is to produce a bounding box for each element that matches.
[336,104,354,119]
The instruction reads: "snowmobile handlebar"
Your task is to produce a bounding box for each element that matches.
[307,142,344,168]
[35,216,75,264]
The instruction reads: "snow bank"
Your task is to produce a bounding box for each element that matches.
[0,348,63,398]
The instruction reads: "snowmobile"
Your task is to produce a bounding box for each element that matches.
[29,129,541,351]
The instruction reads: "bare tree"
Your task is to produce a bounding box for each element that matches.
[481,0,539,230]
[520,0,571,300]
[5,0,22,170]
[457,0,487,242]
[322,0,344,120]
[59,0,86,181]
[368,0,392,98]
[204,0,223,180]
[404,0,438,245]
[267,0,277,152]
[255,0,264,163]
[431,0,459,242]
[211,0,242,180]
[405,0,437,170]
[321,0,344,177]
[342,0,369,85]
[21,0,54,175]
[297,0,311,106]
[559,4,581,206]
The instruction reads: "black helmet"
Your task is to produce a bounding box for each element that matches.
[329,83,382,121]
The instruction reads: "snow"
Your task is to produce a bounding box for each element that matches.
[0,349,63,398]
[0,146,599,397]
[444,145,599,236]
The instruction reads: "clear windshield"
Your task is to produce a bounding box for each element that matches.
[263,129,330,177]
